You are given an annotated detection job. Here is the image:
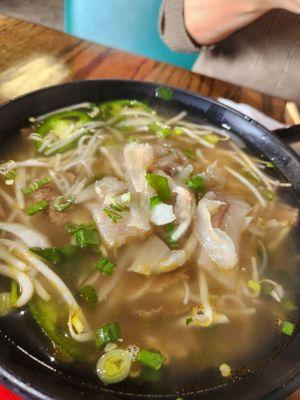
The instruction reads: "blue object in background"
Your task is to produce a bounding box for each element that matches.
[64,0,198,70]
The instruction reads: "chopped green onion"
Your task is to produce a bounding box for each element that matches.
[54,194,75,211]
[136,349,165,371]
[149,195,162,208]
[95,322,121,348]
[281,321,295,336]
[260,280,274,296]
[0,292,12,316]
[76,285,98,306]
[146,173,171,202]
[155,86,173,101]
[22,177,51,195]
[65,223,100,248]
[165,222,178,248]
[97,349,131,384]
[262,189,276,201]
[183,149,195,159]
[25,200,49,216]
[111,192,131,210]
[203,134,220,145]
[10,280,18,306]
[247,279,261,295]
[186,175,205,195]
[186,317,193,326]
[103,206,123,223]
[95,257,116,276]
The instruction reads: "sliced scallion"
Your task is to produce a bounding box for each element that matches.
[186,175,205,195]
[97,349,131,384]
[136,349,165,371]
[281,321,295,336]
[95,257,116,276]
[95,322,121,348]
[149,195,162,209]
[25,200,49,216]
[146,173,171,202]
[54,194,76,211]
[65,223,100,248]
[22,177,51,195]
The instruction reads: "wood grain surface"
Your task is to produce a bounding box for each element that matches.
[0,13,298,400]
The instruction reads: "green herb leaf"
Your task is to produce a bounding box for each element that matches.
[186,175,205,195]
[262,189,276,201]
[25,200,49,216]
[30,245,79,267]
[30,247,63,265]
[136,349,165,371]
[281,321,295,336]
[76,285,98,306]
[29,298,85,361]
[146,173,171,202]
[155,87,173,101]
[95,257,116,276]
[54,194,75,211]
[149,195,162,209]
[186,317,193,326]
[22,177,51,195]
[65,223,100,248]
[95,322,121,348]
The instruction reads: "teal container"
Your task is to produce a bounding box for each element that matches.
[64,0,198,70]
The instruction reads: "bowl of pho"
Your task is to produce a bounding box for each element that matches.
[0,80,299,400]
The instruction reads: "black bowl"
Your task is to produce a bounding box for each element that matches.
[0,80,299,400]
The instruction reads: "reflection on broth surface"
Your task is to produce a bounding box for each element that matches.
[0,99,298,394]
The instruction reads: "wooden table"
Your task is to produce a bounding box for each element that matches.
[0,13,298,400]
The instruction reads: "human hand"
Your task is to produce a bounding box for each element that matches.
[184,0,300,45]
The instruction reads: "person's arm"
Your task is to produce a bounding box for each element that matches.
[159,0,300,53]
[184,0,300,46]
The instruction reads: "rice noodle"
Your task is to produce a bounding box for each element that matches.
[225,166,266,207]
[0,223,50,247]
[34,277,51,302]
[14,167,26,209]
[35,102,93,121]
[0,263,34,307]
